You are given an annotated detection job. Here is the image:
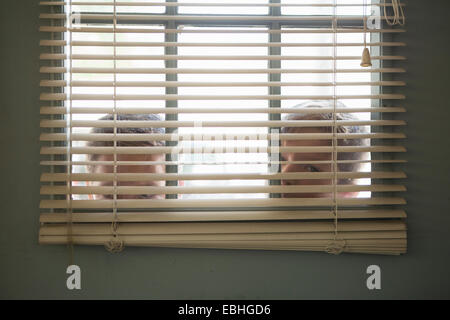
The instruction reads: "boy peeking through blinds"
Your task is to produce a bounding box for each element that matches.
[280,100,369,199]
[85,102,368,200]
[86,114,166,200]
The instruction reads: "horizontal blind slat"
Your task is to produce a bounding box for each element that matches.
[39,132,407,141]
[40,171,407,182]
[40,40,406,47]
[40,26,406,34]
[40,119,407,128]
[38,236,407,249]
[40,93,406,101]
[40,159,408,166]
[39,210,407,223]
[38,237,407,254]
[40,145,407,155]
[39,107,406,116]
[39,2,405,8]
[39,231,406,241]
[39,220,407,235]
[39,13,405,22]
[40,81,407,88]
[40,67,406,74]
[40,184,406,195]
[40,53,407,61]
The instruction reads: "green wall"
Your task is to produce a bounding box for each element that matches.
[1,0,449,299]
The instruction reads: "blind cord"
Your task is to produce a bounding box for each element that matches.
[67,0,74,266]
[105,0,124,254]
[361,0,372,67]
[326,0,346,255]
[384,0,405,26]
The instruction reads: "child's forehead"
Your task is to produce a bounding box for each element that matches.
[281,138,333,161]
[96,154,165,161]
[90,154,165,173]
[284,126,330,134]
[282,151,333,161]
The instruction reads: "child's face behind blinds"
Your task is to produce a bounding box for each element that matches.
[89,153,166,200]
[280,127,358,199]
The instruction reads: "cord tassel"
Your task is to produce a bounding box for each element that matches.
[361,47,372,67]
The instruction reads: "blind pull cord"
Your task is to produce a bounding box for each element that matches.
[326,1,346,255]
[361,0,372,68]
[105,0,124,254]
[67,0,75,266]
[384,0,405,26]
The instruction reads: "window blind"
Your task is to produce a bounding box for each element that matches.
[39,0,407,255]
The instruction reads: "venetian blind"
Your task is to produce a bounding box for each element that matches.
[39,0,407,255]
